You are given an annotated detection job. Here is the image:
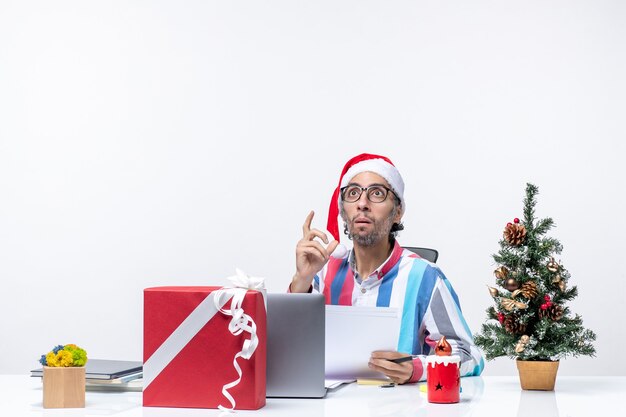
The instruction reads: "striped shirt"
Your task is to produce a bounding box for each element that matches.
[313,240,484,382]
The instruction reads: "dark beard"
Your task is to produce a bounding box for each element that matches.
[348,214,394,247]
[350,226,386,246]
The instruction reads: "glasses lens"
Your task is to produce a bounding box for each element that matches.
[367,186,388,203]
[342,185,362,202]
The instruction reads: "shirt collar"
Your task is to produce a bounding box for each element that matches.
[349,240,404,282]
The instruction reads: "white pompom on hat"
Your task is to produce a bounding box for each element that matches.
[326,153,405,253]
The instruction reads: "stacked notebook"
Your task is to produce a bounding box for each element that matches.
[31,359,143,391]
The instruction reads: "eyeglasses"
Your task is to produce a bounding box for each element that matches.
[340,184,397,203]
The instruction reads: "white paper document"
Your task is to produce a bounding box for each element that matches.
[325,305,401,379]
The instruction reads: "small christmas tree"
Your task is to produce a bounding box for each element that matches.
[474,183,596,361]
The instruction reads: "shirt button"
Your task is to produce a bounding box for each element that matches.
[361,288,366,294]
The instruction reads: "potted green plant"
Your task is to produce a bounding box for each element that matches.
[474,184,596,390]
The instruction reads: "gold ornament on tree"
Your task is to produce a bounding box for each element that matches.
[494,266,509,281]
[503,220,527,246]
[500,298,528,311]
[551,271,567,292]
[487,286,499,297]
[515,335,531,353]
[546,257,567,291]
[546,257,560,273]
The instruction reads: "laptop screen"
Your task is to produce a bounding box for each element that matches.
[266,293,326,398]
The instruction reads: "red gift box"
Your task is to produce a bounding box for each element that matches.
[143,286,266,410]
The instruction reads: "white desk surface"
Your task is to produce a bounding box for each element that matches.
[2,375,623,417]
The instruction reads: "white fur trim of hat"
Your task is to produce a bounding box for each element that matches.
[339,158,405,205]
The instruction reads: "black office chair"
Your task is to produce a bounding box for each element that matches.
[403,247,439,263]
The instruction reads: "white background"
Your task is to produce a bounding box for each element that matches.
[1,1,624,376]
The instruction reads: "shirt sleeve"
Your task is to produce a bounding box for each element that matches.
[409,273,484,382]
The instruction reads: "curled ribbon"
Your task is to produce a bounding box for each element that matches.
[213,269,266,412]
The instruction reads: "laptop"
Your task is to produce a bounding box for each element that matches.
[266,293,326,398]
[31,359,142,380]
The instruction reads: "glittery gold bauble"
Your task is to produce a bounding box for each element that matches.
[503,223,527,246]
[547,257,560,273]
[505,278,520,291]
[552,273,562,283]
[559,281,566,291]
[494,266,509,280]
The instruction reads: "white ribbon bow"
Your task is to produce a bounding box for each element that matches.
[227,268,266,292]
[213,269,266,412]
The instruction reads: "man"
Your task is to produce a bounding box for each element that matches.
[290,153,484,384]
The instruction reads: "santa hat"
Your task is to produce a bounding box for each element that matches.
[326,153,405,246]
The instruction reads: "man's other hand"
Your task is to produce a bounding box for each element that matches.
[369,351,414,385]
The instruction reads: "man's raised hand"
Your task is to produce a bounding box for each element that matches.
[291,211,339,293]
